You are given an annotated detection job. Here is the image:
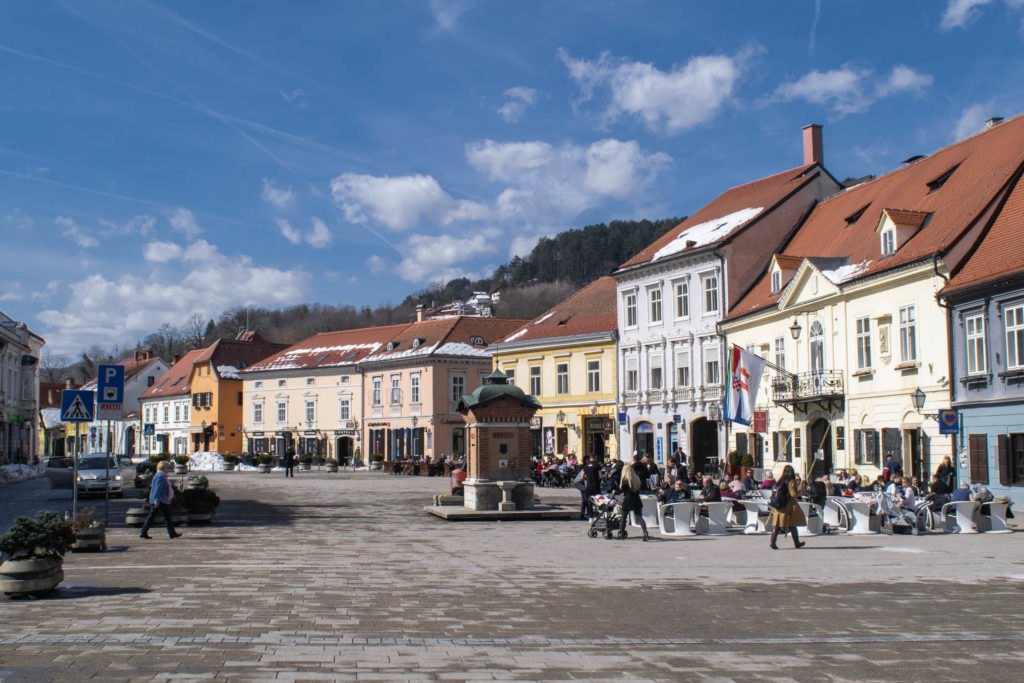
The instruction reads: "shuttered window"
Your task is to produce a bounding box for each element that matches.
[969,434,989,484]
[998,435,1010,487]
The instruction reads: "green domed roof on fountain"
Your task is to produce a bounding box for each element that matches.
[457,370,542,412]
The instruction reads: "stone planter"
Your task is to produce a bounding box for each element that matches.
[186,508,216,524]
[300,462,312,471]
[370,461,383,471]
[125,505,186,527]
[325,463,339,473]
[0,556,64,597]
[72,526,106,552]
[223,463,236,471]
[258,464,272,474]
[173,462,189,474]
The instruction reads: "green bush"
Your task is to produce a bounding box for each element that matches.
[149,455,167,464]
[186,474,209,490]
[740,453,755,468]
[727,450,743,467]
[370,453,384,462]
[298,454,313,464]
[182,487,220,512]
[135,461,155,476]
[174,454,190,465]
[0,511,75,560]
[222,454,239,464]
[257,453,273,465]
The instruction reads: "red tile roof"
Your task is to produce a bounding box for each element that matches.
[943,170,1024,294]
[245,324,410,372]
[883,208,931,229]
[773,254,805,271]
[362,317,529,364]
[729,114,1024,319]
[492,276,617,346]
[192,335,289,378]
[80,355,164,391]
[139,349,205,400]
[619,164,824,269]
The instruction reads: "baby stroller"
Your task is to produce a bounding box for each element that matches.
[587,494,624,539]
[877,491,919,535]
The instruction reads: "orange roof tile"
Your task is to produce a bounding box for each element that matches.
[140,349,205,400]
[492,276,618,346]
[619,164,824,269]
[729,114,1024,319]
[245,324,410,372]
[882,208,931,229]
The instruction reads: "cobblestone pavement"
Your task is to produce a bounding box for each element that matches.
[1,471,1023,682]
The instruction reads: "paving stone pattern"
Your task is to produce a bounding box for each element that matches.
[1,471,1023,681]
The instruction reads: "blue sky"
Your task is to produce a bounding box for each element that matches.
[1,0,1022,356]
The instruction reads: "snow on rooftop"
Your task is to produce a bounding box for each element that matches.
[652,207,763,262]
[366,341,440,362]
[533,312,555,325]
[502,328,528,343]
[821,260,872,284]
[217,365,241,379]
[435,342,490,357]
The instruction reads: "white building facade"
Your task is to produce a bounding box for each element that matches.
[0,309,45,464]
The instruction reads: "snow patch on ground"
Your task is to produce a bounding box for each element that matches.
[0,463,45,486]
[188,451,226,471]
[652,207,763,261]
[821,260,872,284]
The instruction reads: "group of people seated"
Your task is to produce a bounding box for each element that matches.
[391,453,464,476]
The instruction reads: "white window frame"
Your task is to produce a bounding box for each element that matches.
[703,346,720,384]
[390,374,401,405]
[556,362,569,395]
[587,359,601,394]
[965,313,986,375]
[649,353,663,390]
[503,366,515,388]
[675,349,690,387]
[339,398,351,421]
[856,316,872,370]
[1006,305,1024,370]
[529,366,541,396]
[410,372,421,404]
[276,401,287,423]
[304,399,316,425]
[372,376,382,406]
[648,286,663,324]
[810,319,825,372]
[624,291,638,328]
[774,337,785,371]
[702,274,719,316]
[882,229,896,257]
[451,373,466,402]
[771,270,781,294]
[899,305,917,363]
[625,356,638,392]
[674,280,689,319]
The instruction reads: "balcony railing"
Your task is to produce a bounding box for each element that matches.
[622,391,639,406]
[771,370,844,404]
[702,384,723,402]
[646,389,665,403]
[673,386,694,402]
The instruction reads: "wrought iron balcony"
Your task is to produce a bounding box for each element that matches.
[771,371,844,407]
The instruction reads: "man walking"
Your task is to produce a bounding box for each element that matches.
[283,448,296,477]
[140,461,182,540]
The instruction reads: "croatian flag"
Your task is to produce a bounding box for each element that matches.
[724,346,766,425]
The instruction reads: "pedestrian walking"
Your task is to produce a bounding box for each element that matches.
[283,448,296,477]
[768,464,804,550]
[579,454,602,518]
[139,461,182,540]
[615,462,649,541]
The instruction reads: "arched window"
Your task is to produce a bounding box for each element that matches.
[809,320,825,372]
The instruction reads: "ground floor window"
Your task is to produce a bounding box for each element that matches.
[452,428,465,457]
[998,433,1024,486]
[772,431,792,463]
[854,429,879,466]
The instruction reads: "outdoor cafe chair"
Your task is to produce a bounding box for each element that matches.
[796,501,823,536]
[630,495,660,530]
[941,500,980,534]
[914,499,936,533]
[846,496,879,535]
[978,501,1012,533]
[696,501,731,535]
[735,498,768,534]
[657,501,697,536]
[824,497,852,532]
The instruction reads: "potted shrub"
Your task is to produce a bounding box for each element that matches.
[70,507,105,553]
[183,488,220,524]
[0,510,75,597]
[727,450,743,477]
[185,474,209,491]
[222,453,239,471]
[324,458,339,473]
[125,484,187,527]
[257,453,273,474]
[133,460,155,490]
[298,453,313,471]
[370,453,384,471]
[173,454,190,473]
[740,453,755,477]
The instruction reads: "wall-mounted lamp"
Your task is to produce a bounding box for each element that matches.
[911,386,926,413]
[789,318,802,340]
[556,410,566,424]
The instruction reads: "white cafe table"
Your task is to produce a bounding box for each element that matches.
[630,495,660,530]
[697,501,732,535]
[824,497,852,532]
[846,499,878,535]
[979,501,1012,533]
[736,499,768,534]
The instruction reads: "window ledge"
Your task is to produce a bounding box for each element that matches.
[852,368,874,378]
[997,368,1024,382]
[894,361,919,373]
[959,373,991,387]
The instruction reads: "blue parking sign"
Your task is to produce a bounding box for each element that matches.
[97,364,125,404]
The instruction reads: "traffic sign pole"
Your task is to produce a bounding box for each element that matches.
[73,422,79,519]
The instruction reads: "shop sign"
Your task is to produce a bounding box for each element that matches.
[251,431,264,437]
[334,429,356,436]
[753,411,768,434]
[530,416,541,429]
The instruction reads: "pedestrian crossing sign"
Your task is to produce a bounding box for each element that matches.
[61,390,95,423]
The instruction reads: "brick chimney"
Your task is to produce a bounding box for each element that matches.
[803,124,823,166]
[416,304,424,322]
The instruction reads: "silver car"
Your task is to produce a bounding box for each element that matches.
[74,454,124,498]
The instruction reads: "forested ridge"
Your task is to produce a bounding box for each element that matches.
[46,216,682,382]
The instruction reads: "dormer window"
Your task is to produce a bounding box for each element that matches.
[844,203,870,228]
[386,341,399,351]
[881,229,896,257]
[771,270,782,295]
[927,164,959,194]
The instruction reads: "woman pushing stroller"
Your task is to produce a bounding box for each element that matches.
[613,462,649,541]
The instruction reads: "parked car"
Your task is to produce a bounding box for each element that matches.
[74,454,124,498]
[44,456,75,489]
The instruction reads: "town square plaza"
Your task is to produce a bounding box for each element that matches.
[1,471,1023,682]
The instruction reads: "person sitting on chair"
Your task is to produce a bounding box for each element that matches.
[950,482,973,503]
[697,476,721,502]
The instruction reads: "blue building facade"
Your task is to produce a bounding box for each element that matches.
[945,276,1024,508]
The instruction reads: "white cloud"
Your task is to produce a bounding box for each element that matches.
[366,254,387,274]
[396,233,494,283]
[774,64,932,115]
[261,178,296,209]
[99,214,156,237]
[497,86,538,122]
[306,217,332,248]
[38,243,310,355]
[169,207,202,239]
[277,218,303,244]
[330,173,456,230]
[429,0,471,30]
[953,103,991,140]
[559,47,756,134]
[5,209,34,232]
[55,216,98,248]
[941,0,994,29]
[143,241,184,263]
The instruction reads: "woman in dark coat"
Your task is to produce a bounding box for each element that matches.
[935,456,956,492]
[615,463,649,541]
[769,464,806,550]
